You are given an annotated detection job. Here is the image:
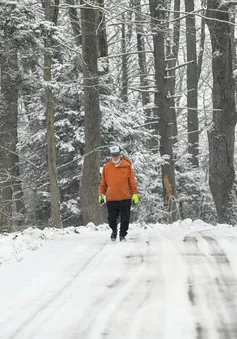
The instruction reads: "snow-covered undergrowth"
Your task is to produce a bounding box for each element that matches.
[0,219,235,265]
[0,226,79,265]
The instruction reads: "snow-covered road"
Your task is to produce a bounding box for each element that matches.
[1,224,237,339]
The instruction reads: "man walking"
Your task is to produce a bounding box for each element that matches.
[99,146,139,241]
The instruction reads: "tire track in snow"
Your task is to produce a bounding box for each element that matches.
[68,236,143,339]
[5,239,110,339]
[204,236,237,338]
[159,232,195,339]
[187,275,206,339]
[183,235,237,339]
[109,240,164,339]
[82,236,165,339]
[183,236,216,339]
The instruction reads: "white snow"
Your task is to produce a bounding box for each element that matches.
[0,220,237,339]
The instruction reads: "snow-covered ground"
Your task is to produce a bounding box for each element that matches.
[1,220,237,339]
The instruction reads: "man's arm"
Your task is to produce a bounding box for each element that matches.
[99,166,107,194]
[129,168,138,194]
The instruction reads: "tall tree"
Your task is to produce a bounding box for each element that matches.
[121,13,129,102]
[166,0,180,143]
[97,0,108,59]
[133,0,158,148]
[0,51,17,231]
[7,47,26,223]
[185,0,199,167]
[149,0,178,221]
[80,0,102,225]
[66,0,82,47]
[133,0,150,108]
[206,0,237,223]
[44,0,61,227]
[0,3,27,231]
[197,0,206,83]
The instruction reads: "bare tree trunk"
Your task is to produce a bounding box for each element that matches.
[0,47,26,231]
[230,5,237,105]
[96,0,109,76]
[133,0,158,148]
[149,0,178,221]
[0,56,14,231]
[197,1,206,83]
[230,7,237,71]
[97,0,108,58]
[66,0,82,47]
[80,0,102,225]
[166,0,180,143]
[44,0,61,227]
[185,0,199,167]
[206,0,237,224]
[133,0,150,108]
[121,13,128,102]
[6,50,26,222]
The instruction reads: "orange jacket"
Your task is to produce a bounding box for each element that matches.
[99,157,138,201]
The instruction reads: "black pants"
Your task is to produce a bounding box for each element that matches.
[106,199,131,237]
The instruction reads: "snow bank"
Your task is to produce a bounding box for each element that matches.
[0,219,235,266]
[0,226,80,265]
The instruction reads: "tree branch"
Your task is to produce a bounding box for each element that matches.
[102,50,154,59]
[0,146,39,169]
[223,1,237,7]
[166,60,194,72]
[170,106,222,111]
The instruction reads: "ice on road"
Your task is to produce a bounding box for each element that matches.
[1,223,237,339]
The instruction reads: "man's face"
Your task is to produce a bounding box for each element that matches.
[111,154,121,161]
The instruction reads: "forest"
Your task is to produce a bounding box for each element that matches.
[0,0,237,231]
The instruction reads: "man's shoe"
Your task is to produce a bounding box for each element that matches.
[111,231,117,241]
[120,236,126,242]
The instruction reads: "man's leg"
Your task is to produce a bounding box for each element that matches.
[107,201,119,239]
[119,199,131,239]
